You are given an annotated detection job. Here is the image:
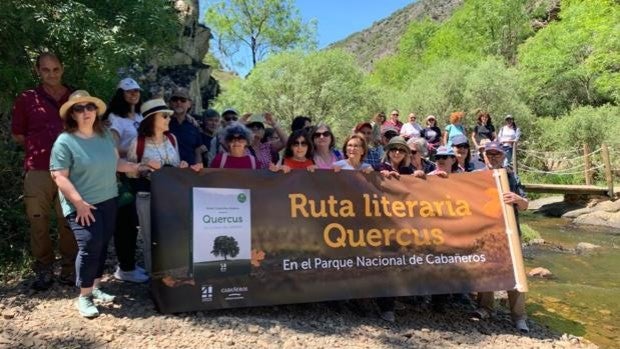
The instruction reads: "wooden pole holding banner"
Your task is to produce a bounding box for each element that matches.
[601,143,614,197]
[583,143,592,186]
[495,169,528,293]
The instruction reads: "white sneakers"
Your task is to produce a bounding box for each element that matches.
[113,266,149,283]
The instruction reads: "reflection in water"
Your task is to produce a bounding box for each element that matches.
[523,213,619,348]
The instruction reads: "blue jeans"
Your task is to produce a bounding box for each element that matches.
[66,198,117,288]
[503,145,514,167]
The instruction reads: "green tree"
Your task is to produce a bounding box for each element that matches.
[205,0,316,69]
[0,0,181,274]
[0,0,179,113]
[214,49,381,137]
[517,0,619,116]
[211,236,240,260]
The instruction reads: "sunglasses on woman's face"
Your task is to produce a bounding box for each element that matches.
[72,103,97,113]
[227,135,245,142]
[292,141,308,147]
[435,155,452,160]
[389,148,407,154]
[313,131,331,138]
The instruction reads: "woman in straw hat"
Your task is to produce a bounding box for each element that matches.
[50,90,158,318]
[126,98,202,273]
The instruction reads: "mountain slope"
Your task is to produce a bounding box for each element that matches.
[328,0,463,70]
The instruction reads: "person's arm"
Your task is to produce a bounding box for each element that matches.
[12,134,25,146]
[11,95,27,146]
[470,129,479,149]
[264,112,288,151]
[442,126,449,145]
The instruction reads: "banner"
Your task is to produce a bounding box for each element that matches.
[150,168,527,313]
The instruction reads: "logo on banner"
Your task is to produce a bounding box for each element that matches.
[221,286,248,301]
[237,193,247,203]
[201,285,213,302]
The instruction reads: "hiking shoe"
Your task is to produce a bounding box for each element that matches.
[471,307,491,320]
[92,288,116,303]
[515,319,530,333]
[31,269,54,291]
[58,273,76,287]
[380,311,396,323]
[114,266,149,283]
[76,295,99,318]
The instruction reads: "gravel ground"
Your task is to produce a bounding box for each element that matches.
[0,270,597,349]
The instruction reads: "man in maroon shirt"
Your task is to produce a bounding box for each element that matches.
[11,53,77,290]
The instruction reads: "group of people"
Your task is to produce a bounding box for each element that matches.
[11,52,528,333]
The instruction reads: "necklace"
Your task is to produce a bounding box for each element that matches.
[149,138,170,165]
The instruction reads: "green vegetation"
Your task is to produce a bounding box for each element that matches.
[0,1,183,275]
[520,224,542,244]
[213,49,381,137]
[205,0,316,68]
[215,0,618,187]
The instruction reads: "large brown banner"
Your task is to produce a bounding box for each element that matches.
[149,168,526,314]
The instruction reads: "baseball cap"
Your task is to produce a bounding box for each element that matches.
[451,134,469,146]
[118,78,141,91]
[484,141,506,154]
[171,87,191,100]
[435,146,455,157]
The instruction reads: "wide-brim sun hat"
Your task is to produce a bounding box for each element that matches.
[426,115,436,122]
[140,98,174,119]
[384,136,411,154]
[59,90,107,119]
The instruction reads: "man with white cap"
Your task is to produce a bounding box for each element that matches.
[11,52,77,290]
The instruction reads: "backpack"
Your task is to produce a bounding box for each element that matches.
[136,132,176,163]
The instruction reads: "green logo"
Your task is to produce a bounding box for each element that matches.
[237,193,247,203]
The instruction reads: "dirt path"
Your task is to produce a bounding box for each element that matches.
[0,270,597,349]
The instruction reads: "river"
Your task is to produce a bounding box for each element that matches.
[522,213,619,348]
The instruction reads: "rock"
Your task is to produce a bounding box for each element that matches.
[2,309,16,319]
[529,238,545,245]
[598,309,611,316]
[528,267,553,278]
[576,242,601,254]
[248,325,260,334]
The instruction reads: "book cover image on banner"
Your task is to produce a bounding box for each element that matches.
[192,188,252,280]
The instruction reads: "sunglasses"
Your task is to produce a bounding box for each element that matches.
[227,135,245,142]
[313,131,331,138]
[389,148,407,153]
[391,113,399,116]
[170,97,188,103]
[72,103,97,113]
[435,155,453,160]
[292,141,308,147]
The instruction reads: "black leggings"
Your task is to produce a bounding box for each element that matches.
[114,200,139,271]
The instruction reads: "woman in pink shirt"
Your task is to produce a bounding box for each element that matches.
[210,123,257,169]
[308,123,343,169]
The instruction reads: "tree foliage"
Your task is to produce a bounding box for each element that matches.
[205,0,317,69]
[0,0,181,273]
[211,236,240,260]
[0,0,179,114]
[214,49,381,137]
[517,0,620,116]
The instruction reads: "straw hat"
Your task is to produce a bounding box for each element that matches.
[59,90,106,119]
[140,98,174,119]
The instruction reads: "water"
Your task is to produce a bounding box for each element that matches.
[522,213,620,348]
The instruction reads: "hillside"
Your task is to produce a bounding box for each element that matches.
[328,0,463,71]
